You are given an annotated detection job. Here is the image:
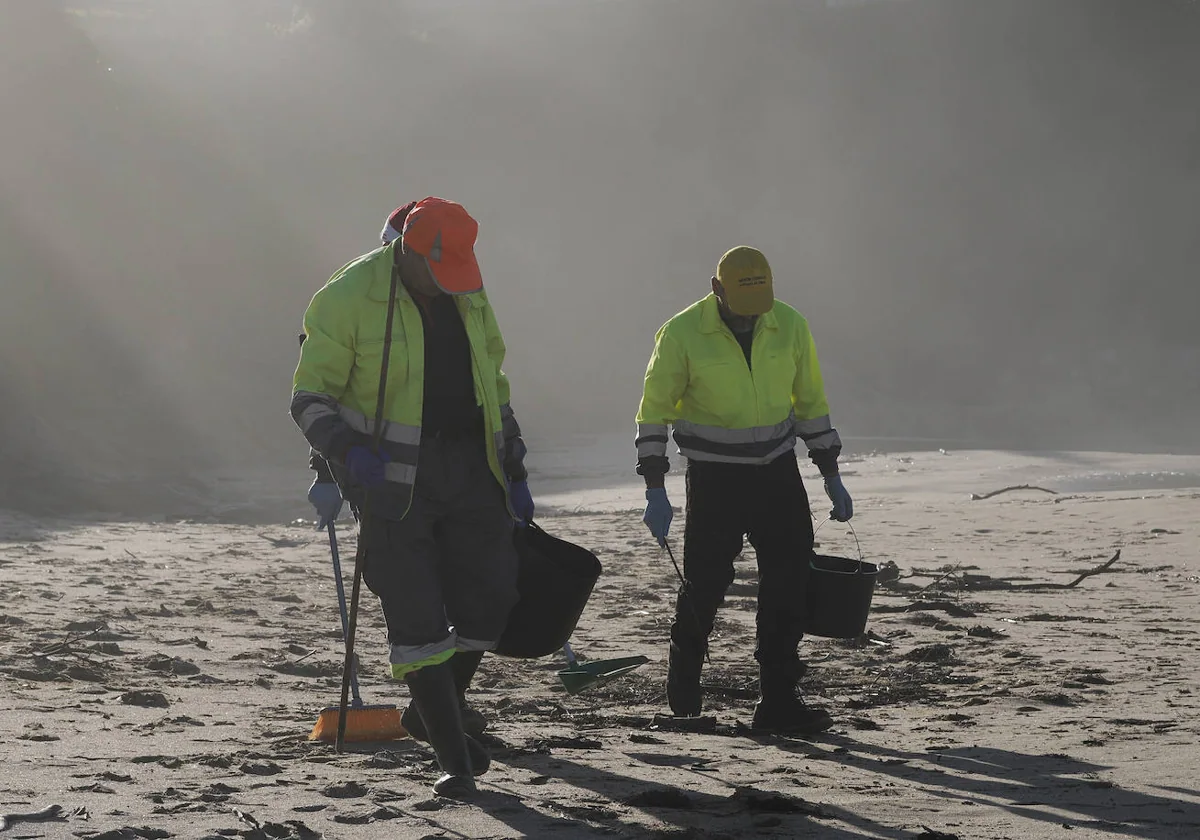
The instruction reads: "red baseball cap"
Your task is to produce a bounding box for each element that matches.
[400,197,484,295]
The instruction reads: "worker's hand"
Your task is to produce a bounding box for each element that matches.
[643,487,673,545]
[308,480,343,529]
[824,474,853,522]
[345,446,390,487]
[509,479,535,523]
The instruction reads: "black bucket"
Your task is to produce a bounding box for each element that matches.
[494,522,602,659]
[805,523,878,639]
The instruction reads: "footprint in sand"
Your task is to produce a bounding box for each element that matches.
[320,780,370,799]
[142,654,201,676]
[120,690,170,708]
[239,760,283,776]
[329,803,409,825]
[90,831,170,840]
[17,722,60,742]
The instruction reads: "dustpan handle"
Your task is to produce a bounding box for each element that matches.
[813,517,865,574]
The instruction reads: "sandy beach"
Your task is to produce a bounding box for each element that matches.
[2,448,1198,839]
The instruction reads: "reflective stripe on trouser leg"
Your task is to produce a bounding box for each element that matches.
[388,637,457,680]
[455,636,497,652]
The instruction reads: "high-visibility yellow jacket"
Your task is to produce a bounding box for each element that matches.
[636,293,841,473]
[291,243,525,518]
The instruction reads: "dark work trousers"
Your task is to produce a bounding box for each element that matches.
[673,451,815,676]
[361,435,519,671]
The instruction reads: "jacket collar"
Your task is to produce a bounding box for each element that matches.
[365,243,402,303]
[699,292,779,334]
[366,242,483,308]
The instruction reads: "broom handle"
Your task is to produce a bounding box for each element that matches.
[336,261,400,751]
[326,522,363,707]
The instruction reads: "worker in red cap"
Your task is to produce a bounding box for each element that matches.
[304,201,503,751]
[635,245,852,735]
[292,197,533,799]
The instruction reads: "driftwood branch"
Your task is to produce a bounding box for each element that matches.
[970,484,1058,501]
[936,550,1124,592]
[1002,549,1123,591]
[0,805,65,833]
[33,628,100,658]
[917,564,963,594]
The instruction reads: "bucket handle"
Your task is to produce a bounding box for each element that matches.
[812,517,866,574]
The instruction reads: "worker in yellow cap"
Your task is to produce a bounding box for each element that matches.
[634,245,852,734]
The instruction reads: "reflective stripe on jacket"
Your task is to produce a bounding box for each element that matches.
[636,293,840,466]
[290,242,525,517]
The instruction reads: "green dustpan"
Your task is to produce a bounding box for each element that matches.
[558,653,649,695]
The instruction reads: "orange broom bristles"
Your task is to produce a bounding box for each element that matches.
[308,704,407,743]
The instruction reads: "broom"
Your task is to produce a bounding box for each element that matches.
[307,521,405,742]
[310,259,405,746]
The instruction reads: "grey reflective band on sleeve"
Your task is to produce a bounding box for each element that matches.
[636,423,670,458]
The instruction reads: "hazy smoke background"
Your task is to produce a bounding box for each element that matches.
[2,0,1197,517]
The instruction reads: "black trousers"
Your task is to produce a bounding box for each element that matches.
[673,452,815,673]
[361,436,518,673]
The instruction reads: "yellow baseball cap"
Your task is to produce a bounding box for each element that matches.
[716,246,774,316]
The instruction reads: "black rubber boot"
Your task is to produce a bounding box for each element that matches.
[666,638,705,717]
[450,650,485,694]
[403,651,487,740]
[450,650,488,736]
[404,662,478,799]
[402,701,487,740]
[751,661,832,736]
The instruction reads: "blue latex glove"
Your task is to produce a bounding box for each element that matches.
[824,474,854,522]
[643,487,673,545]
[345,446,390,487]
[308,480,343,529]
[509,479,535,523]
